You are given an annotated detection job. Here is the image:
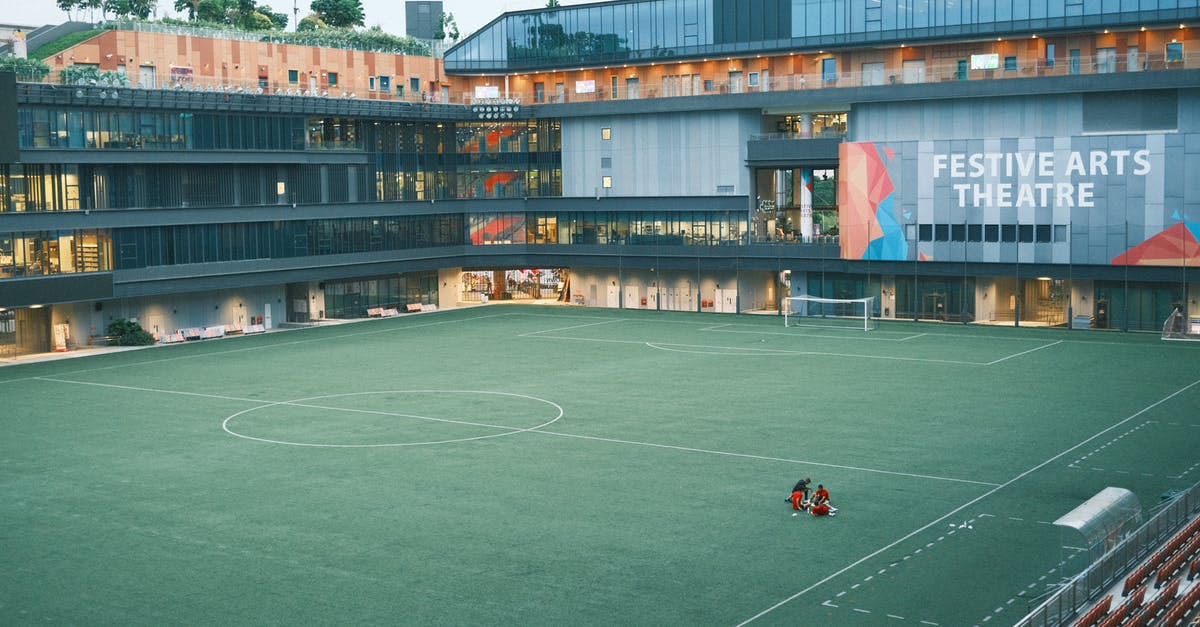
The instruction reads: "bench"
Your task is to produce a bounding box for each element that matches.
[243,324,266,334]
[406,303,423,312]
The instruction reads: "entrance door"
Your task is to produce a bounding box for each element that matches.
[138,65,156,88]
[624,286,640,309]
[605,284,620,308]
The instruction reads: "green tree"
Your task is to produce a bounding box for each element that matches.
[434,11,458,43]
[173,0,201,19]
[310,0,364,29]
[546,0,560,6]
[297,14,326,31]
[104,0,157,19]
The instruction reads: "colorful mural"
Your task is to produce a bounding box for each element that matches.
[838,142,907,261]
[1112,220,1200,266]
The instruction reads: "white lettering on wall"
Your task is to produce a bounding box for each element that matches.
[931,148,1151,209]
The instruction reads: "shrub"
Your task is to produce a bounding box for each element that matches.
[106,319,156,346]
[0,56,50,81]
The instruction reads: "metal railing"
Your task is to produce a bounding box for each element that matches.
[1015,480,1200,627]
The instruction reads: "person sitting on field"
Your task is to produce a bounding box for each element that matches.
[810,501,833,516]
[810,484,838,514]
[788,478,812,511]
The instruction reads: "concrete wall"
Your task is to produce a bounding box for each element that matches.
[53,285,285,346]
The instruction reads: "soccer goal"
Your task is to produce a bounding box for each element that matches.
[1161,307,1200,341]
[784,295,877,331]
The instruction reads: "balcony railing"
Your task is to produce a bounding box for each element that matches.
[472,49,1200,105]
[23,47,1200,110]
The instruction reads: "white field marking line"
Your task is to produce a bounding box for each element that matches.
[1068,420,1154,467]
[533,429,999,487]
[983,340,1063,365]
[222,390,564,448]
[0,312,508,383]
[523,332,989,365]
[516,318,629,337]
[705,326,925,342]
[736,375,1200,626]
[35,378,560,440]
[504,310,924,339]
[503,310,1200,349]
[642,342,986,365]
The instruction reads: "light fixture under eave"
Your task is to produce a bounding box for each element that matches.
[29,304,44,309]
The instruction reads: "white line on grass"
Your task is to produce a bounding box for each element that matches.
[736,375,1200,626]
[984,340,1063,365]
[517,318,628,337]
[532,429,1000,487]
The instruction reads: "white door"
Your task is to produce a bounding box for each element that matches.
[646,287,658,310]
[138,65,156,89]
[606,285,620,308]
[624,286,640,309]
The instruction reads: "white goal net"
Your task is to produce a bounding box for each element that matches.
[1162,307,1200,341]
[785,295,877,331]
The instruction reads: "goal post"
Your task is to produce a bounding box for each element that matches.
[784,295,877,331]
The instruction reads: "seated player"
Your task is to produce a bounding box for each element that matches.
[810,484,838,514]
[788,477,812,511]
[810,501,833,516]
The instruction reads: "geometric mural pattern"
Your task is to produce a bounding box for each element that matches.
[1112,221,1200,266]
[838,142,907,261]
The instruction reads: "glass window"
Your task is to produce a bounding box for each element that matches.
[288,69,298,84]
[601,127,611,140]
[935,224,949,241]
[1004,56,1017,72]
[1001,224,1017,242]
[821,57,837,83]
[1167,42,1184,63]
[985,224,999,242]
[918,223,933,241]
[967,224,983,242]
[1046,43,1055,68]
[327,72,338,87]
[602,176,612,188]
[1019,224,1034,243]
[1036,225,1052,243]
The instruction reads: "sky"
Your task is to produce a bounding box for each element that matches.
[5,0,596,40]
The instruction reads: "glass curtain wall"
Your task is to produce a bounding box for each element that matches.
[446,0,1186,71]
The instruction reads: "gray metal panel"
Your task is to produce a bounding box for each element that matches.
[746,138,841,164]
[0,72,16,163]
[0,272,114,308]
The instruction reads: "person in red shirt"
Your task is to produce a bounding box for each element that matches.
[810,484,837,515]
[788,478,811,511]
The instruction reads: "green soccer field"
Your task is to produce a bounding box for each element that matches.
[2,306,1198,626]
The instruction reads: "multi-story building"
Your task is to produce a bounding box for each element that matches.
[2,0,1199,357]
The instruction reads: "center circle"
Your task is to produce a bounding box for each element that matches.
[222,389,564,448]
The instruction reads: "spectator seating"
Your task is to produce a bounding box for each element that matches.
[1074,595,1112,627]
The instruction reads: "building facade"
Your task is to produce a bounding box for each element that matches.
[1,1,1199,356]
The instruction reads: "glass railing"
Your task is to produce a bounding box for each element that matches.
[23,46,1199,109]
[460,49,1200,105]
